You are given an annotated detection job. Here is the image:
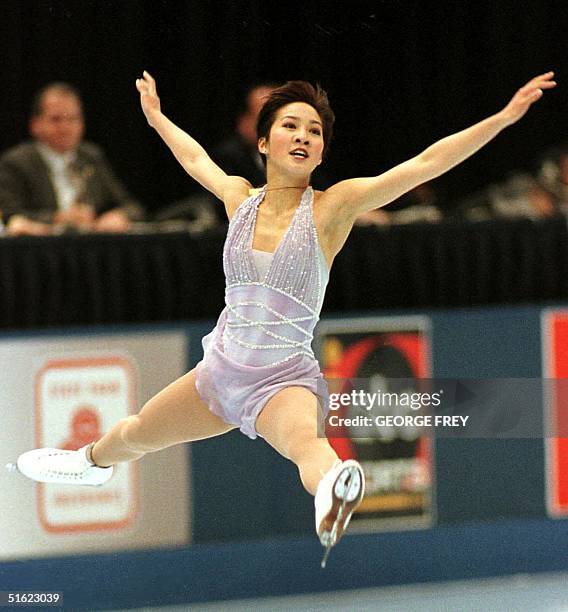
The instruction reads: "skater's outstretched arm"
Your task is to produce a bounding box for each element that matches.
[326,71,557,220]
[136,71,251,203]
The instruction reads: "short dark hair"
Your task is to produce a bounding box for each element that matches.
[30,82,82,118]
[256,80,335,167]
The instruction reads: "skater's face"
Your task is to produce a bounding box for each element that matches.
[258,102,324,176]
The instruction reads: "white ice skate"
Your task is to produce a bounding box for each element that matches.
[8,443,113,486]
[315,459,365,568]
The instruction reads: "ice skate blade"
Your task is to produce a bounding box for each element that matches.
[321,544,332,568]
[319,466,362,568]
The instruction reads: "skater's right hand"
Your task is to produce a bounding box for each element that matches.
[136,70,161,127]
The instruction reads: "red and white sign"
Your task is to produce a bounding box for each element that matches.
[543,311,568,517]
[35,357,139,533]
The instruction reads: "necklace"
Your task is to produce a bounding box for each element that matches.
[265,185,308,192]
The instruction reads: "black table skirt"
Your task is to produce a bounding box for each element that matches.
[1,216,567,329]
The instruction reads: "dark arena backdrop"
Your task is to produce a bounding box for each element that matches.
[1,1,565,217]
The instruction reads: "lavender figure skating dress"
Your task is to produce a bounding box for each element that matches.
[195,185,330,439]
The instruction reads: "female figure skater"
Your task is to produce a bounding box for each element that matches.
[15,70,556,564]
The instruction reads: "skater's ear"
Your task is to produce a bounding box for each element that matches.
[258,136,268,155]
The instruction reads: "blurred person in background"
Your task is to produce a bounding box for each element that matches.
[0,82,144,236]
[213,81,334,192]
[538,145,568,214]
[489,172,557,219]
[355,181,443,226]
[213,83,280,188]
[156,82,334,228]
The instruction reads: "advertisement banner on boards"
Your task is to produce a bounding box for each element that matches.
[315,316,433,531]
[35,356,138,533]
[542,310,568,517]
[0,329,190,560]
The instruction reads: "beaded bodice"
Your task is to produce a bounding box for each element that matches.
[221,186,329,367]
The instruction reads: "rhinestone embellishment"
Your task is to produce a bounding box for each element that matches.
[219,186,328,368]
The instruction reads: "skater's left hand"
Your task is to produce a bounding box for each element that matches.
[501,71,557,126]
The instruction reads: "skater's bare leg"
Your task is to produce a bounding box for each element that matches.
[91,368,235,467]
[255,387,338,495]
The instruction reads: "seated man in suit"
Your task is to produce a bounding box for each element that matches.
[0,82,144,235]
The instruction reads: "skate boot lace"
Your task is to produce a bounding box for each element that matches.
[41,450,91,478]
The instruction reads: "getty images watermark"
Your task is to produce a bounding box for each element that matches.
[318,378,566,439]
[328,388,468,428]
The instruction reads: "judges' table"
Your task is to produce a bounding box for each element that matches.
[1,216,567,329]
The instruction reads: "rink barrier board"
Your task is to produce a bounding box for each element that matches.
[0,305,567,609]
